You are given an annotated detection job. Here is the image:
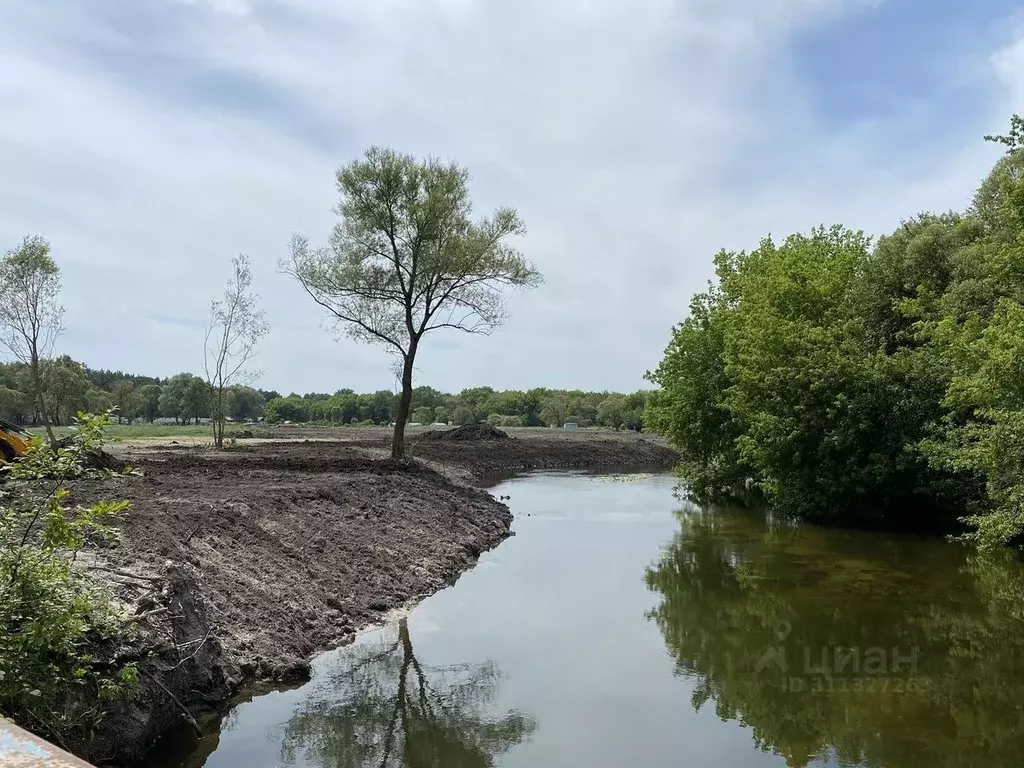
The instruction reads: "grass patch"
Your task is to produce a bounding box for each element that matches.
[30,423,272,442]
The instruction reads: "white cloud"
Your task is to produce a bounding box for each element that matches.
[0,0,1019,394]
[176,0,251,15]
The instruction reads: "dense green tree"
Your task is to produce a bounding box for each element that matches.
[596,396,626,430]
[0,387,26,423]
[265,397,310,424]
[452,405,475,425]
[283,148,542,459]
[38,356,90,426]
[648,224,980,529]
[229,386,265,421]
[412,406,433,424]
[182,377,211,425]
[159,373,203,424]
[539,396,567,427]
[86,389,114,415]
[136,384,162,423]
[109,380,135,423]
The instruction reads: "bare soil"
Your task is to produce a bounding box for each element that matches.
[76,431,678,764]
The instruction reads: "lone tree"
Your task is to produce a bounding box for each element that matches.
[203,254,269,449]
[283,147,542,459]
[0,236,64,446]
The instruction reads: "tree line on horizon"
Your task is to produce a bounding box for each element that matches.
[263,385,649,430]
[0,358,649,432]
[645,115,1024,548]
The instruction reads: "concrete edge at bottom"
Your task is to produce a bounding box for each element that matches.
[0,720,95,767]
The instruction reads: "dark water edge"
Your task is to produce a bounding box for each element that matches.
[144,471,1024,768]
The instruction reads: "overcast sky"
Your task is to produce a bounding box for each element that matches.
[1,0,1021,396]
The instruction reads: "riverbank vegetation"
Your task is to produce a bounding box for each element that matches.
[646,116,1024,547]
[0,413,137,752]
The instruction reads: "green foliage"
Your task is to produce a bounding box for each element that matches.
[0,412,136,747]
[283,147,541,459]
[646,117,1024,543]
[486,414,523,428]
[136,384,162,423]
[984,113,1024,154]
[228,386,264,421]
[265,396,310,424]
[38,356,91,426]
[596,396,626,430]
[158,373,212,425]
[109,380,136,424]
[452,405,475,425]
[412,407,434,425]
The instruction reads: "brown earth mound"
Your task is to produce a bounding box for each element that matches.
[77,441,513,763]
[53,436,126,471]
[420,422,510,441]
[409,431,679,479]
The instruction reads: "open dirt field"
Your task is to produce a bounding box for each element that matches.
[77,430,678,762]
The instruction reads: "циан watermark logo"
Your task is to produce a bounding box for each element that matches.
[755,619,925,693]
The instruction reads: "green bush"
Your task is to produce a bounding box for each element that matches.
[0,412,137,748]
[486,414,523,428]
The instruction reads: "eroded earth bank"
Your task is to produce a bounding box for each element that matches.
[78,430,678,764]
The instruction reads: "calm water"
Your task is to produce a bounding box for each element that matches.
[157,472,1024,768]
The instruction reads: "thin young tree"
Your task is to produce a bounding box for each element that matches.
[282,147,542,460]
[0,236,64,446]
[203,254,270,449]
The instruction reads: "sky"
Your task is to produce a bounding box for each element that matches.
[1,0,1021,396]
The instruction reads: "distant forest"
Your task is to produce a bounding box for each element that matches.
[0,358,649,431]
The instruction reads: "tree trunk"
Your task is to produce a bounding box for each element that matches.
[391,350,416,460]
[213,387,223,449]
[30,356,56,447]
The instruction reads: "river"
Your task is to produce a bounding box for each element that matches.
[155,471,1024,767]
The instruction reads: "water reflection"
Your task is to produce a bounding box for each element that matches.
[644,507,1024,768]
[277,619,537,768]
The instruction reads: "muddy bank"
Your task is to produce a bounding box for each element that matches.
[407,430,680,481]
[79,442,512,765]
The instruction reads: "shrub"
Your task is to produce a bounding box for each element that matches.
[0,412,137,748]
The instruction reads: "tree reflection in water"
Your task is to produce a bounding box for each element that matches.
[645,507,1024,768]
[279,619,536,768]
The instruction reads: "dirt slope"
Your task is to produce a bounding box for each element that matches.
[408,431,679,479]
[80,442,512,763]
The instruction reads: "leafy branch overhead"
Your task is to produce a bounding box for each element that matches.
[984,113,1024,154]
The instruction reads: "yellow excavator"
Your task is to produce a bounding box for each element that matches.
[0,418,32,465]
